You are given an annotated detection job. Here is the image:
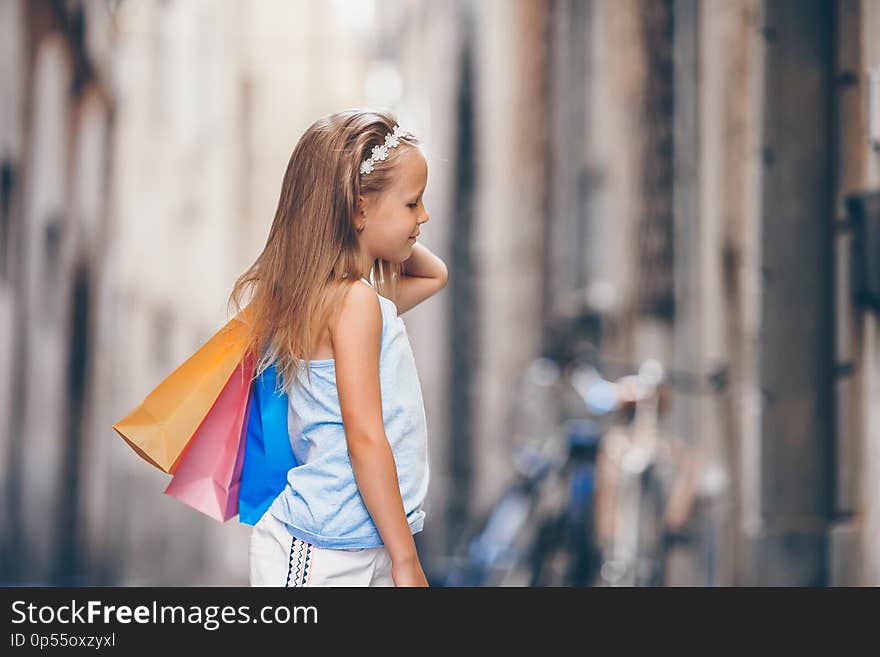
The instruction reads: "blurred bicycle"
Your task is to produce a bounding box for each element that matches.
[432,308,730,587]
[435,319,626,586]
[595,359,729,587]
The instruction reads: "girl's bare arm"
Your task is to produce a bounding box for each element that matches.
[395,241,448,315]
[330,281,420,566]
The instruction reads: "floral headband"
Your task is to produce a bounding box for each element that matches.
[360,124,409,175]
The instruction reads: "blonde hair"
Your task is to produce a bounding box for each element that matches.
[227,108,421,393]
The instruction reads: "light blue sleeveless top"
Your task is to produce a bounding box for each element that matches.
[267,276,430,549]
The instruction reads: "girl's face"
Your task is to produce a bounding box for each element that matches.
[357,146,429,264]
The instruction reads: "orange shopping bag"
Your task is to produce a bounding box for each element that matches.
[112,309,252,474]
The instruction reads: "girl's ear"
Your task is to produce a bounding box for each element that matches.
[357,194,367,217]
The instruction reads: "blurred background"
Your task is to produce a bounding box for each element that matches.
[1,0,879,586]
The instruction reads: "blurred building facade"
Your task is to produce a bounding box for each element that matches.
[0,0,116,586]
[465,0,880,585]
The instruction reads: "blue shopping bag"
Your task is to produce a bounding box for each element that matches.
[238,361,298,525]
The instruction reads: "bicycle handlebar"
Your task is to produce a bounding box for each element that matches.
[572,355,728,397]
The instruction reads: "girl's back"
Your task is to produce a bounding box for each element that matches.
[265,276,430,549]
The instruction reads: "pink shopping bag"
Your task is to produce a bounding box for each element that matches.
[162,351,255,522]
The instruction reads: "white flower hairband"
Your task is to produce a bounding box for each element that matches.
[360,124,409,175]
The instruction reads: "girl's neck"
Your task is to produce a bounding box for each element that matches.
[358,253,374,283]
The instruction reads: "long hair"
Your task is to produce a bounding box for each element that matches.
[227,108,421,393]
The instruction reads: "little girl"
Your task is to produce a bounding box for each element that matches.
[231,109,446,587]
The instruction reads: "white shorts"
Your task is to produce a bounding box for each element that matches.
[249,510,394,587]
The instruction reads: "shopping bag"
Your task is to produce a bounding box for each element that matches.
[162,351,256,522]
[237,361,298,526]
[112,310,251,474]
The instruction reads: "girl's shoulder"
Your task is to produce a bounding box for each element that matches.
[327,280,385,360]
[321,276,375,309]
[328,278,384,330]
[342,278,384,315]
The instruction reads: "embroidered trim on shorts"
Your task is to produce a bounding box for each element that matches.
[286,538,313,587]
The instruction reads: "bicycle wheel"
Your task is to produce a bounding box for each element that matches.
[632,464,668,586]
[528,513,570,586]
[529,465,600,587]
